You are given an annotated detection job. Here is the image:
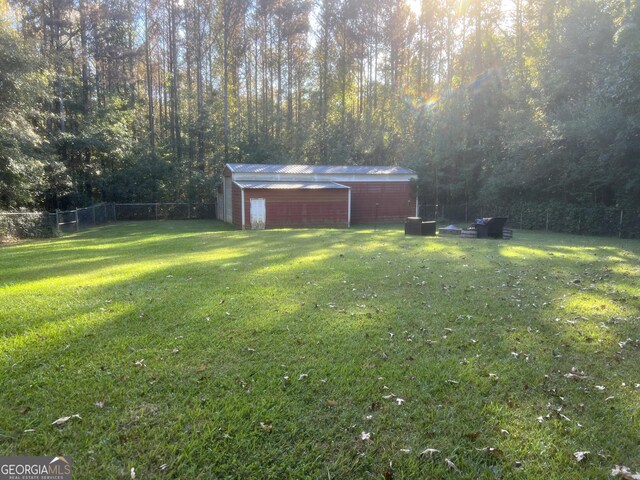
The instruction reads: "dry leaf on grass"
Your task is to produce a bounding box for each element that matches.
[564,367,587,380]
[419,448,440,457]
[611,466,640,479]
[573,451,590,462]
[445,458,461,474]
[51,414,81,426]
[477,447,503,457]
[259,422,273,432]
[361,431,371,441]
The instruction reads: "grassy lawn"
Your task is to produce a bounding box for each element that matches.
[1,221,639,479]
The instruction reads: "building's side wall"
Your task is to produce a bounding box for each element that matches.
[341,181,416,223]
[231,182,243,228]
[242,189,349,229]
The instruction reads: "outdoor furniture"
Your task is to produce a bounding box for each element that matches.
[439,224,462,235]
[472,217,508,239]
[405,217,436,236]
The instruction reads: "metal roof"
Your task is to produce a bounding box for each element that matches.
[227,163,415,175]
[234,181,350,190]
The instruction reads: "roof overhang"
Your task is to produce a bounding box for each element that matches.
[234,181,350,190]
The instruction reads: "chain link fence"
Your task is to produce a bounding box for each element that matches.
[1,202,217,241]
[419,202,640,238]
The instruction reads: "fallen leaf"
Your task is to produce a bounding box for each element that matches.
[611,465,640,479]
[298,373,308,380]
[564,367,587,380]
[361,431,371,441]
[574,451,590,462]
[259,422,272,432]
[197,364,207,372]
[396,398,405,405]
[134,359,145,367]
[326,400,338,407]
[445,458,461,474]
[477,447,503,457]
[419,448,440,457]
[51,414,81,426]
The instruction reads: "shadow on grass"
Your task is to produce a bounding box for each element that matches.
[1,222,639,478]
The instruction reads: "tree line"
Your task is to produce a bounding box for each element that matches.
[1,0,639,214]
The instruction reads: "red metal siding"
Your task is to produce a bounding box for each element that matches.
[242,189,349,229]
[231,183,242,228]
[341,181,416,223]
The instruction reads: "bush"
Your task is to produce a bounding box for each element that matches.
[0,213,56,241]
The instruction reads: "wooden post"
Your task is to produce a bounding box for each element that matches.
[619,210,623,238]
[113,203,117,221]
[187,203,191,219]
[75,209,80,232]
[56,209,61,235]
[155,203,159,220]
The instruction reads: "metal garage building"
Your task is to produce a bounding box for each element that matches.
[219,163,417,229]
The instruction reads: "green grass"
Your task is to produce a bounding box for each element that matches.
[1,221,639,479]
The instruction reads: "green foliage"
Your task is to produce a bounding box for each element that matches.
[2,0,640,228]
[0,213,55,240]
[0,20,66,209]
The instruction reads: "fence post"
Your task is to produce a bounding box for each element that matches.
[56,209,61,235]
[113,203,117,221]
[92,204,96,225]
[75,209,80,232]
[188,203,191,220]
[619,210,623,238]
[545,211,549,232]
[155,203,159,220]
[577,211,581,234]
